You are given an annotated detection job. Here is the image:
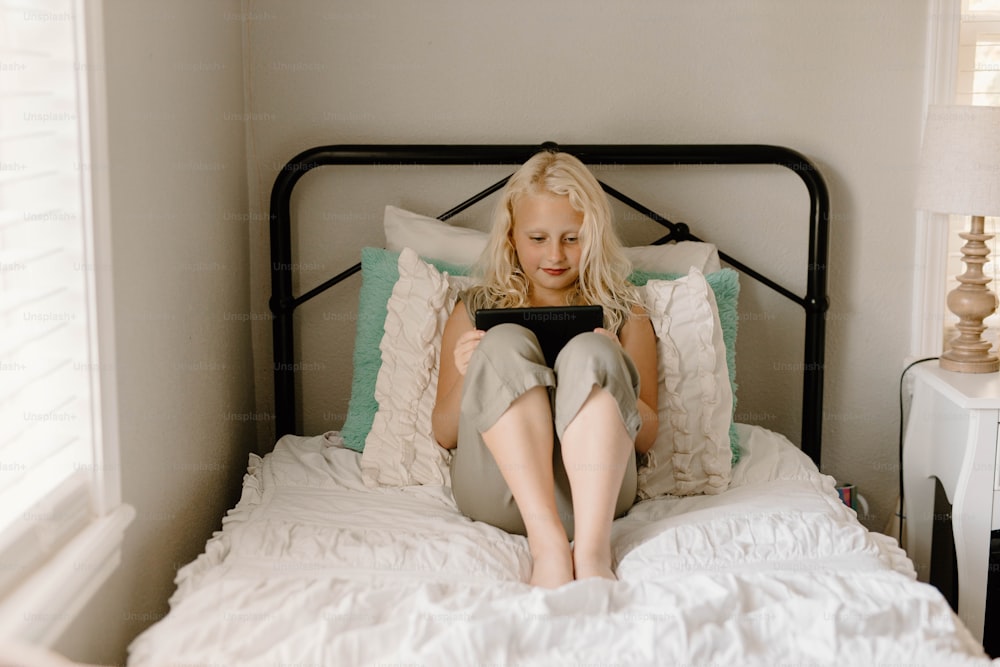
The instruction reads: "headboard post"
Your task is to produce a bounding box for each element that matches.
[268,152,319,438]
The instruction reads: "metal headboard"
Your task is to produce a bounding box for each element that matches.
[268,143,830,467]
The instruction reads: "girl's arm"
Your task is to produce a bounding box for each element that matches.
[432,302,480,449]
[619,304,659,455]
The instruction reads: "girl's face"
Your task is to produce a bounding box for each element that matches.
[510,191,584,305]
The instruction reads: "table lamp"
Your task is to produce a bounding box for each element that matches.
[915,104,1000,373]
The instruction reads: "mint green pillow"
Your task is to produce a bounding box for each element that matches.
[340,248,740,464]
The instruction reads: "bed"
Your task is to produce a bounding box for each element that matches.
[126,143,997,666]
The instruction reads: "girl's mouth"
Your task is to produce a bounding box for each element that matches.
[542,268,567,276]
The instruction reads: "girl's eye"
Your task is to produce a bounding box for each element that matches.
[564,236,578,244]
[529,236,546,243]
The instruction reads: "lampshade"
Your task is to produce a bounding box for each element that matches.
[915,104,1000,373]
[915,105,1000,217]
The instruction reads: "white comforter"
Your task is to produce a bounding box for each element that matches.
[127,425,996,666]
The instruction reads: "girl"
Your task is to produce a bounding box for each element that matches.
[431,151,658,588]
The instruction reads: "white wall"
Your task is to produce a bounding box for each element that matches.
[244,0,929,532]
[51,2,254,664]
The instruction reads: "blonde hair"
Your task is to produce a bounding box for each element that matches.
[464,151,641,333]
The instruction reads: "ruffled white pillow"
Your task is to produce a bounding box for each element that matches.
[360,248,470,487]
[637,269,733,497]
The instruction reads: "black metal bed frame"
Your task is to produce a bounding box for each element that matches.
[268,143,830,467]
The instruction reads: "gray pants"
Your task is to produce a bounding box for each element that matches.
[449,323,641,540]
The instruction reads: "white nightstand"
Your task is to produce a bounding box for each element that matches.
[903,362,1000,643]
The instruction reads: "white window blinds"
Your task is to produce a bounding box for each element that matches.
[0,0,100,598]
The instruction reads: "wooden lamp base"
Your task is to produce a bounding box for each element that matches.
[941,215,1000,373]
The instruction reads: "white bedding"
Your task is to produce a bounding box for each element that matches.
[127,424,996,666]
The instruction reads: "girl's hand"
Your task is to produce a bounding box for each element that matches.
[454,329,485,375]
[593,327,621,346]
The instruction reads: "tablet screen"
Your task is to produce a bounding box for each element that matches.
[474,305,604,366]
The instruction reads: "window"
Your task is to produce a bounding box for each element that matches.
[957,0,1000,107]
[0,0,132,645]
[941,0,1000,354]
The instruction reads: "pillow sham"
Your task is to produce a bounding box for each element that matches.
[631,267,740,469]
[384,205,723,274]
[339,248,468,452]
[360,248,469,487]
[348,247,740,496]
[636,270,734,498]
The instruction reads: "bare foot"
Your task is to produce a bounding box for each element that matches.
[528,540,574,588]
[573,548,617,582]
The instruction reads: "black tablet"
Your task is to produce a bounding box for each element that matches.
[474,305,604,366]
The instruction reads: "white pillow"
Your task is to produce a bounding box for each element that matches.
[360,248,470,487]
[384,205,487,269]
[383,205,722,274]
[637,269,733,498]
[626,243,722,275]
